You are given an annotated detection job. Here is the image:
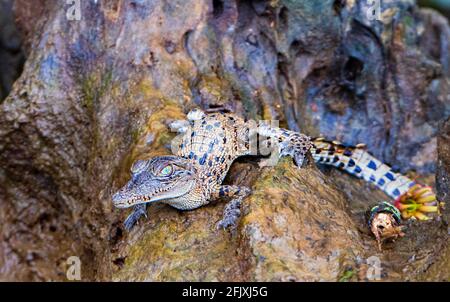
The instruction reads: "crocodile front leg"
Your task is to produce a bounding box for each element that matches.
[213,185,251,230]
[124,203,148,231]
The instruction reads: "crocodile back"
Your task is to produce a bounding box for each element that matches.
[175,112,250,187]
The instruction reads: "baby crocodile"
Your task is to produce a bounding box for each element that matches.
[113,108,311,230]
[113,109,438,238]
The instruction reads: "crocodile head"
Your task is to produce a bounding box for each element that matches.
[112,156,197,208]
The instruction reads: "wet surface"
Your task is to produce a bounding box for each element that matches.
[0,0,448,281]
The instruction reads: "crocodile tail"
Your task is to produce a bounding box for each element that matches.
[310,138,416,200]
[310,137,440,220]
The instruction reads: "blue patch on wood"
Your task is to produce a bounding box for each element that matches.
[392,189,400,196]
[378,178,385,186]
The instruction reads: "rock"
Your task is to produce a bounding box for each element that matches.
[0,0,448,281]
[112,158,368,281]
[437,117,450,214]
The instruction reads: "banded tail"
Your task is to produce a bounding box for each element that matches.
[310,138,439,220]
[311,138,413,199]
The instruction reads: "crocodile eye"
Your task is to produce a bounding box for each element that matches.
[131,160,149,174]
[159,165,173,177]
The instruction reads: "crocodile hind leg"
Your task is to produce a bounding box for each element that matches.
[123,203,148,231]
[257,124,312,168]
[213,185,251,230]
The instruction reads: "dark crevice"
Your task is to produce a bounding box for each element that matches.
[278,6,289,31]
[289,39,310,58]
[0,0,25,102]
[213,0,224,18]
[250,0,270,16]
[333,0,345,16]
[183,28,202,108]
[182,30,193,57]
[343,56,364,82]
[109,226,123,247]
[277,53,300,132]
[113,257,126,268]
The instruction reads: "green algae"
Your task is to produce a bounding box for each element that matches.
[81,70,112,117]
[338,269,355,282]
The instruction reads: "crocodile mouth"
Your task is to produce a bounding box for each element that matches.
[112,155,197,209]
[112,178,196,208]
[112,192,156,208]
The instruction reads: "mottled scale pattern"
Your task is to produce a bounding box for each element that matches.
[115,108,434,231]
[166,109,311,210]
[176,111,251,192]
[311,138,415,200]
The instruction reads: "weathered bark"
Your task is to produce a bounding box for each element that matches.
[0,0,448,281]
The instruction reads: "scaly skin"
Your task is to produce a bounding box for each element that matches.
[113,109,311,230]
[113,109,440,239]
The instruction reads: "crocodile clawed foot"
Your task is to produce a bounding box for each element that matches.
[293,152,307,168]
[217,198,242,230]
[123,203,148,231]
